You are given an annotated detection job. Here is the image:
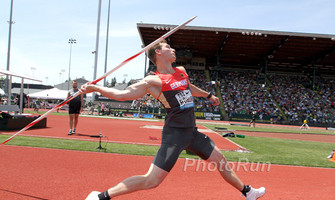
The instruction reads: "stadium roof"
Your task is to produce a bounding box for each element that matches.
[0,69,42,82]
[137,23,335,76]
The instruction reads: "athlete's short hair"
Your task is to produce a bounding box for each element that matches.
[147,39,167,65]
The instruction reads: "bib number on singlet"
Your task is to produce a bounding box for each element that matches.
[175,90,194,110]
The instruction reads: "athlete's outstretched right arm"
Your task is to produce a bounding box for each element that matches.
[80,75,160,101]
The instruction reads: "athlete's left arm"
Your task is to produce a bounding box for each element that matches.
[189,84,220,106]
[177,66,220,106]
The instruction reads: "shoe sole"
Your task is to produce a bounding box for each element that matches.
[85,191,100,200]
[257,188,266,199]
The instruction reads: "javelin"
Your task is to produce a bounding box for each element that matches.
[0,16,197,146]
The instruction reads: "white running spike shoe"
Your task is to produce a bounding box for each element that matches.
[245,186,266,200]
[85,191,100,200]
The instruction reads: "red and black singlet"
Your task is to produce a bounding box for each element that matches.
[156,67,195,128]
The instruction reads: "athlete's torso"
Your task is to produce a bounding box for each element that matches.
[69,88,81,105]
[155,67,195,128]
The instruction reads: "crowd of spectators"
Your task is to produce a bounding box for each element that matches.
[217,71,280,119]
[83,101,130,116]
[131,94,161,111]
[268,74,335,124]
[215,70,335,125]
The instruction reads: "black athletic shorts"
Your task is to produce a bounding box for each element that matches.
[69,102,81,114]
[152,126,215,172]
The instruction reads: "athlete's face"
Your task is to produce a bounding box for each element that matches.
[158,43,176,63]
[72,81,78,89]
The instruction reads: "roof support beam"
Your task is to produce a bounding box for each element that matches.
[258,36,290,73]
[217,33,229,55]
[266,36,290,59]
[301,44,335,77]
[311,44,335,64]
[215,33,229,69]
[312,63,316,90]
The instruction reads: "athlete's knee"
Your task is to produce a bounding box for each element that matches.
[208,146,225,161]
[143,176,164,189]
[207,147,229,167]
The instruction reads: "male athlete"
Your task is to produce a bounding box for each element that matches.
[67,80,84,135]
[249,110,257,127]
[300,119,310,129]
[83,40,265,200]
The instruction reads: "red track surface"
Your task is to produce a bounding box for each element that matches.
[1,114,335,199]
[1,115,242,151]
[1,145,335,200]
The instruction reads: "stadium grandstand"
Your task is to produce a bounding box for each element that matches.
[135,23,335,127]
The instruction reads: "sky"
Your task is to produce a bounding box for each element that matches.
[0,0,334,87]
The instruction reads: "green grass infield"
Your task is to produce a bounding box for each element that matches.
[201,123,335,135]
[1,134,334,169]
